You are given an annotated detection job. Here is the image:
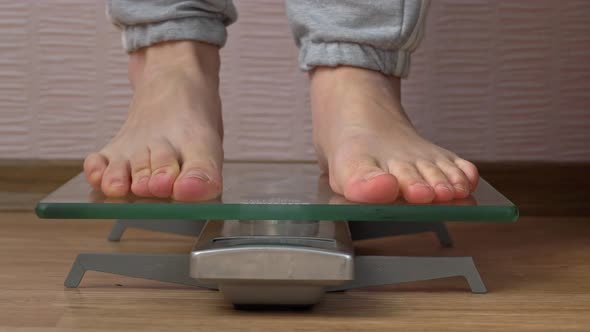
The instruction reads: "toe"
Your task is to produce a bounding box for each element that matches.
[83,153,108,189]
[436,160,471,199]
[101,159,131,198]
[129,147,152,197]
[335,156,398,203]
[173,161,222,202]
[454,158,479,192]
[148,140,180,198]
[388,162,435,203]
[173,143,223,202]
[416,160,455,202]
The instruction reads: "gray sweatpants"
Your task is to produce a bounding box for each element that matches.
[107,0,429,77]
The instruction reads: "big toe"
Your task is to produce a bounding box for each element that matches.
[173,140,223,202]
[173,163,222,202]
[335,156,399,203]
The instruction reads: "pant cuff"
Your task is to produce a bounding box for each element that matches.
[122,17,228,53]
[299,41,412,78]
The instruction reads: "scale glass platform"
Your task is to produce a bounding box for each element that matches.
[37,162,517,222]
[36,162,518,309]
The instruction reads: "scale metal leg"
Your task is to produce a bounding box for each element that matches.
[65,252,216,289]
[108,220,206,241]
[329,256,486,293]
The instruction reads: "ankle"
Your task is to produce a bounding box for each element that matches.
[311,66,401,99]
[310,66,417,135]
[128,41,220,86]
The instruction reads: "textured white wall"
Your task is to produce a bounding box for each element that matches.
[0,0,588,161]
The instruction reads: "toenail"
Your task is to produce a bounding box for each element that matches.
[110,179,123,187]
[412,182,432,189]
[137,176,149,184]
[184,170,210,182]
[153,171,169,179]
[454,184,468,192]
[363,171,387,181]
[436,183,453,192]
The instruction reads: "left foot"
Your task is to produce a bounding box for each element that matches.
[310,66,479,204]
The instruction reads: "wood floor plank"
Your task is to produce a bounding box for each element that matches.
[0,213,589,331]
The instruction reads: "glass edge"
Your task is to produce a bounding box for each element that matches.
[35,202,519,222]
[35,202,48,218]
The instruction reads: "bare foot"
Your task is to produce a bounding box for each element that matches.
[310,66,479,204]
[83,41,223,201]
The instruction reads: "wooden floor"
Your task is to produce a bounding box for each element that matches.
[1,213,589,331]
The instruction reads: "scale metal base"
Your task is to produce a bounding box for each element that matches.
[65,219,486,307]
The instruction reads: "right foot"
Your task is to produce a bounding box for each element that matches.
[83,41,224,201]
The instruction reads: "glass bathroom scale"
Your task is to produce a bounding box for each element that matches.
[35,162,518,222]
